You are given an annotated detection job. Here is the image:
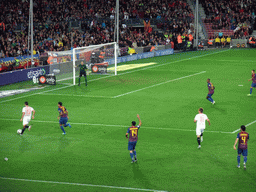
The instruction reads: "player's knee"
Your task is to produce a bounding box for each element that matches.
[206,96,209,99]
[129,151,133,153]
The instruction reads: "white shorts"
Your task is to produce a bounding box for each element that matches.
[196,128,205,136]
[23,116,31,126]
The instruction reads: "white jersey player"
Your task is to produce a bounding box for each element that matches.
[194,107,210,148]
[20,101,35,135]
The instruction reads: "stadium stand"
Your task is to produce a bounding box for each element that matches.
[0,0,195,60]
[200,0,256,38]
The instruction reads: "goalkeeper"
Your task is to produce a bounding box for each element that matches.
[76,61,88,86]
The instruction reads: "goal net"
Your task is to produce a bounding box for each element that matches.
[47,42,117,85]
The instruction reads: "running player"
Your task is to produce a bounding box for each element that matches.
[247,70,256,96]
[206,78,215,104]
[233,125,249,169]
[58,102,71,135]
[126,114,142,163]
[20,101,35,135]
[194,107,210,148]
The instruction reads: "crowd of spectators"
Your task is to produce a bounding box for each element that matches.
[0,0,195,59]
[201,0,256,38]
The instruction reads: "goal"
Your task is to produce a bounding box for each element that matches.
[47,42,118,85]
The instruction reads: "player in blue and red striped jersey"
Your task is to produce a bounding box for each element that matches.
[233,125,249,169]
[247,70,256,96]
[126,114,142,163]
[206,78,215,105]
[58,102,71,135]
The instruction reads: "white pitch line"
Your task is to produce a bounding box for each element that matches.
[195,58,256,63]
[0,177,168,192]
[232,120,256,134]
[0,49,229,104]
[112,71,206,98]
[0,118,232,133]
[40,93,112,98]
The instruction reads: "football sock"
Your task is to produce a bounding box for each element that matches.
[60,126,65,133]
[25,125,29,128]
[78,77,81,85]
[237,156,241,165]
[244,156,247,163]
[201,133,203,137]
[207,97,213,102]
[130,152,134,160]
[133,151,137,158]
[250,88,252,94]
[21,128,26,134]
[197,137,200,145]
[64,123,71,128]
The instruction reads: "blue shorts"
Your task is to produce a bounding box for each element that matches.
[128,141,137,150]
[207,94,214,97]
[59,117,68,125]
[238,148,247,156]
[251,83,256,88]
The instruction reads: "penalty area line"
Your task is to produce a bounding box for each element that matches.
[231,120,256,134]
[112,71,206,98]
[0,177,168,192]
[0,118,232,133]
[0,49,229,104]
[39,93,112,98]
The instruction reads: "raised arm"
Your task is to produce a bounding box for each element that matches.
[137,114,142,126]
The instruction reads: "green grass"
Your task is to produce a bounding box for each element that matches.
[1,48,256,192]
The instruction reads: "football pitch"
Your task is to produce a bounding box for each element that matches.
[0,48,255,192]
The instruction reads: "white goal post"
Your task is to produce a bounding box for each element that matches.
[72,42,118,85]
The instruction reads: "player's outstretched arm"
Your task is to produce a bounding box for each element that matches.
[233,138,239,150]
[137,114,142,126]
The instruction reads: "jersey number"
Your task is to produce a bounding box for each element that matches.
[25,109,31,115]
[131,129,137,137]
[241,136,246,144]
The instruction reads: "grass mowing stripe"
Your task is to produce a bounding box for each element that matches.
[0,118,232,133]
[112,71,206,98]
[0,177,168,192]
[231,119,256,134]
[0,49,229,104]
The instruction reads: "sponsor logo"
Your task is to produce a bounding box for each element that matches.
[46,77,56,84]
[27,68,46,79]
[53,69,60,73]
[39,76,46,84]
[38,75,56,85]
[92,65,99,73]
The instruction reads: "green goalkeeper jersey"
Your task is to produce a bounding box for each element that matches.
[79,64,87,73]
